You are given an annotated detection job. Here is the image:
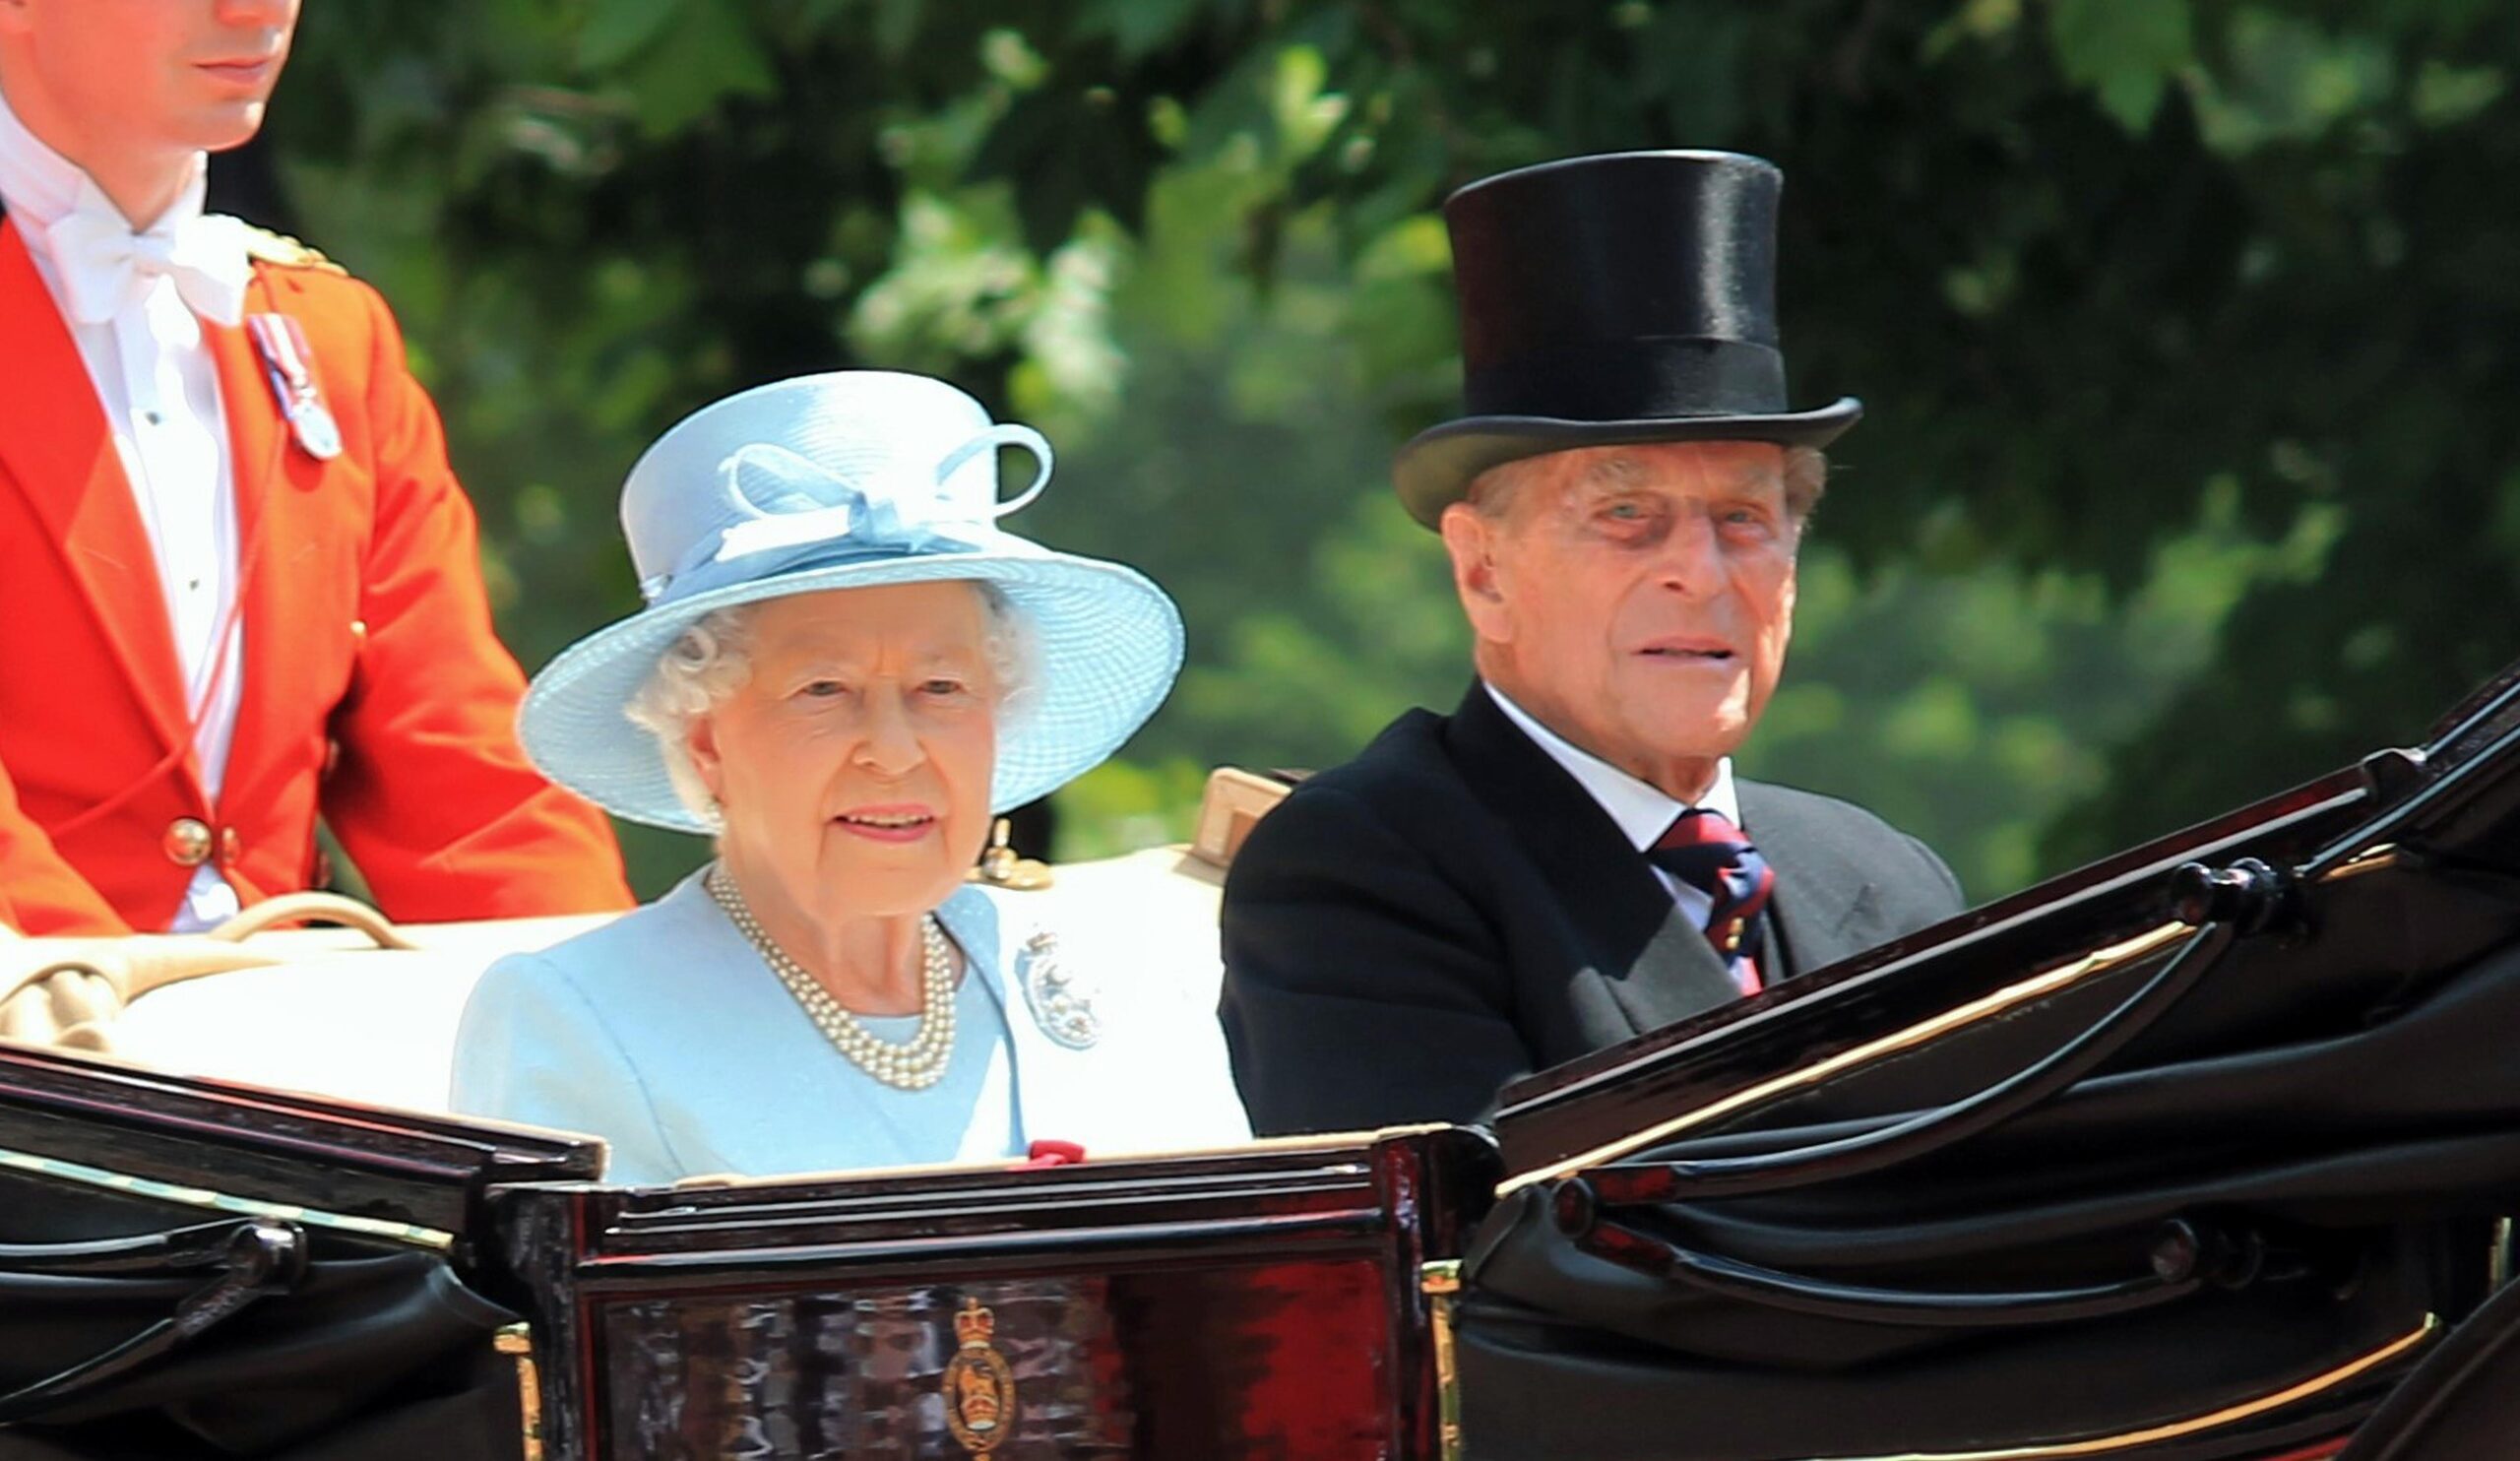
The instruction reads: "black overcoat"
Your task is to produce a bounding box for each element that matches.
[1219,684,1967,1135]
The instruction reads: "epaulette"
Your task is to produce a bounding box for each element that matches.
[241,224,349,277]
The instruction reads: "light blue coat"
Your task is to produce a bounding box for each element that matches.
[449,872,1251,1184]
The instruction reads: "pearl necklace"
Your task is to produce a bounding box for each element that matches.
[705,863,958,1091]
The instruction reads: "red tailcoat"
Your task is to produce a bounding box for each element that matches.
[0,219,633,934]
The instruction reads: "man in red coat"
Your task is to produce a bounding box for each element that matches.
[0,0,632,934]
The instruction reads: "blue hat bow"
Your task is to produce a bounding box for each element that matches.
[639,424,1054,605]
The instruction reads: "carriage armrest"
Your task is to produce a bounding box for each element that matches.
[1189,767,1298,870]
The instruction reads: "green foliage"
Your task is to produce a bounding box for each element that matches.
[247,0,2520,901]
[2049,0,2194,129]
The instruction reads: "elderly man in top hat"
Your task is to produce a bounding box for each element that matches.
[1219,151,1966,1136]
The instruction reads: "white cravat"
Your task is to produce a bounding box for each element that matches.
[0,84,247,931]
[47,200,249,328]
[1483,683,1743,929]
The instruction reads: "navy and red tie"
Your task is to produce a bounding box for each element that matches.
[1647,808,1776,995]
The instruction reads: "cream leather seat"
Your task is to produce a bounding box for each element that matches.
[0,771,1291,1116]
[110,911,615,1112]
[0,900,614,1112]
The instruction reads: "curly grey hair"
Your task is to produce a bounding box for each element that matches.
[624,581,1038,829]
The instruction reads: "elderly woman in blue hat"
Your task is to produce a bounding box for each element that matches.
[449,372,1249,1183]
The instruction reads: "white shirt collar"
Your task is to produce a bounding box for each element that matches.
[0,76,211,241]
[1484,682,1741,852]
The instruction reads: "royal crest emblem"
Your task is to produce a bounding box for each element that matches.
[943,1298,1018,1453]
[1020,929,1101,1049]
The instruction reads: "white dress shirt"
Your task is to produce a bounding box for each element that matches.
[0,85,247,930]
[1483,682,1743,934]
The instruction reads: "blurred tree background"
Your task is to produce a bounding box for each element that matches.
[226,0,2520,901]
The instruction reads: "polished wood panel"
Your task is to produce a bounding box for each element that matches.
[598,1262,1393,1459]
[485,1129,1500,1461]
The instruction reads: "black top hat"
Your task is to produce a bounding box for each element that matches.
[1393,151,1859,528]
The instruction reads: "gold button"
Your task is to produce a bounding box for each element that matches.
[163,817,213,867]
[219,827,242,867]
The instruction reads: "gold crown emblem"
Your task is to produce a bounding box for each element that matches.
[944,1297,1017,1450]
[955,1298,996,1347]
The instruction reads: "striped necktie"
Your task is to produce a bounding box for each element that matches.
[1647,808,1775,995]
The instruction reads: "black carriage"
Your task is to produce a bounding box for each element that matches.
[6,662,2520,1460]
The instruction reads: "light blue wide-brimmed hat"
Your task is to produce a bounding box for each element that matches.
[519,371,1184,833]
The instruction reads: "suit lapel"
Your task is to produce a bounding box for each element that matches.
[205,267,315,811]
[205,269,288,593]
[1444,684,1741,1038]
[0,219,196,768]
[1739,780,1882,979]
